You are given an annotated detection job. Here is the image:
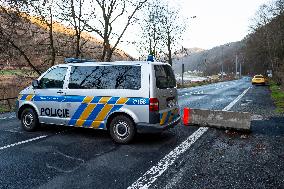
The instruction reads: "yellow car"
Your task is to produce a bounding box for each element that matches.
[252,75,266,85]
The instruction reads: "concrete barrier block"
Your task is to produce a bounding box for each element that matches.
[183,108,251,130]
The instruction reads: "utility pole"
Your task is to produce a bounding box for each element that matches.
[182,63,184,87]
[240,61,242,78]
[221,47,224,80]
[235,54,238,79]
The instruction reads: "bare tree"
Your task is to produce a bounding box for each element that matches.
[85,0,148,62]
[0,3,42,75]
[244,0,284,84]
[162,6,187,65]
[140,0,165,58]
[57,0,93,58]
[25,0,57,66]
[138,1,187,65]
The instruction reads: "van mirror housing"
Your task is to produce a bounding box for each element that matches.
[32,80,39,89]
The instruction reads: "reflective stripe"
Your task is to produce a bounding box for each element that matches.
[116,97,128,104]
[20,94,28,101]
[84,104,105,127]
[160,108,178,125]
[91,104,113,128]
[18,95,23,100]
[91,96,102,104]
[83,96,94,104]
[98,123,105,129]
[76,104,96,126]
[92,121,102,128]
[164,111,172,124]
[26,95,34,101]
[19,94,148,129]
[64,96,85,102]
[160,112,168,125]
[69,104,88,125]
[107,97,120,104]
[99,97,111,104]
[106,105,123,118]
[167,109,175,123]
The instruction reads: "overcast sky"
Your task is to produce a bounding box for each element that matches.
[177,0,270,49]
[119,0,270,58]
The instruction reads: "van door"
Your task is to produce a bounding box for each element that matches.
[34,66,68,125]
[154,64,179,125]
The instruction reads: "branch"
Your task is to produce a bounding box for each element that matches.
[111,0,148,52]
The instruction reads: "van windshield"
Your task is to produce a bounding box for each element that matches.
[154,65,176,89]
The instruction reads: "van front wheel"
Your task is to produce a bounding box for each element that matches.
[109,115,135,144]
[21,108,39,131]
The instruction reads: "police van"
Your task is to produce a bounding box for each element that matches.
[16,59,180,143]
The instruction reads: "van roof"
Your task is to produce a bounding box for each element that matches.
[58,61,170,67]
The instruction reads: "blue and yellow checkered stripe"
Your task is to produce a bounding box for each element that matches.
[19,94,35,101]
[160,108,179,126]
[19,94,148,129]
[68,96,129,129]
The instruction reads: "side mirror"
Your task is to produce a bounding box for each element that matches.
[32,80,39,89]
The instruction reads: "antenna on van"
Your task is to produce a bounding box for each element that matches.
[147,55,155,62]
[64,57,96,63]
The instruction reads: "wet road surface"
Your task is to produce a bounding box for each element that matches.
[0,77,283,189]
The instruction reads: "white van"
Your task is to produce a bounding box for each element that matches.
[16,60,180,143]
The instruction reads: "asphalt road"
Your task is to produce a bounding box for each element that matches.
[0,77,283,189]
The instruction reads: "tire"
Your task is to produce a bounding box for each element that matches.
[109,115,136,144]
[21,108,39,131]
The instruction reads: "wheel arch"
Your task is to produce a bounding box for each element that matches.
[18,103,39,120]
[106,111,136,131]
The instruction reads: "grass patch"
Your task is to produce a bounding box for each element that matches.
[177,79,220,89]
[0,105,9,113]
[270,81,284,113]
[0,69,38,77]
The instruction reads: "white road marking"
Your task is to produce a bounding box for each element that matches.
[128,87,251,189]
[0,115,16,120]
[128,127,208,189]
[0,135,48,150]
[223,87,251,111]
[0,128,73,151]
[4,128,24,134]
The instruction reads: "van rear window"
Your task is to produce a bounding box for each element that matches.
[255,75,264,78]
[154,65,176,89]
[69,65,141,90]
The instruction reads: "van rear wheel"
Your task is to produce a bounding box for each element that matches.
[109,115,135,144]
[21,108,39,131]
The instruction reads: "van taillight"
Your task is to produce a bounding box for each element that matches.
[149,98,159,112]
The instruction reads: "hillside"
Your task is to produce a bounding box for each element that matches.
[172,41,244,75]
[0,9,134,104]
[0,11,133,71]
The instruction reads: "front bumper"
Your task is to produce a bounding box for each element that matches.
[136,116,181,133]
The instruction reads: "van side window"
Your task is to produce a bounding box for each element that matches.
[69,65,141,90]
[39,67,67,89]
[154,65,176,89]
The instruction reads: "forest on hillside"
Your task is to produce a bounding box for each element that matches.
[244,0,284,85]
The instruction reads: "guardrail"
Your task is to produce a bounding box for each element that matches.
[0,97,17,112]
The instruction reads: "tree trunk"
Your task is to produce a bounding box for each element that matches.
[48,8,56,66]
[9,40,41,75]
[167,31,172,66]
[75,32,81,58]
[106,42,112,62]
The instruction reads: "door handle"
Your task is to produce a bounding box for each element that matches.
[57,91,63,94]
